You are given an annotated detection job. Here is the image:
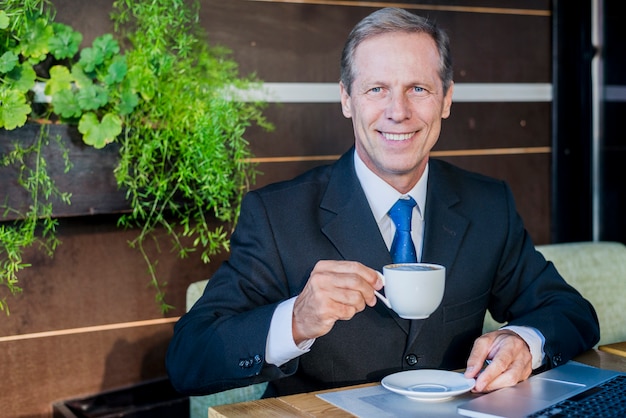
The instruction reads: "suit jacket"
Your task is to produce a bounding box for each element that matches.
[166,149,599,396]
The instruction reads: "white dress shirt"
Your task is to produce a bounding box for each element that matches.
[265,150,545,369]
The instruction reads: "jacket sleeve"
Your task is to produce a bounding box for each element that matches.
[165,191,299,396]
[488,185,600,369]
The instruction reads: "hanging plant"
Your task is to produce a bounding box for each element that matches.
[0,0,272,314]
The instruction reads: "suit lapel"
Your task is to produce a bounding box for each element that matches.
[421,161,469,269]
[320,156,468,270]
[319,150,391,269]
[317,155,471,341]
[407,160,470,348]
[319,150,410,333]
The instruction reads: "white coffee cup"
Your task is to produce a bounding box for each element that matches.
[375,263,445,319]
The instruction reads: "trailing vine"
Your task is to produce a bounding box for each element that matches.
[0,0,271,314]
[111,0,272,313]
[0,125,71,314]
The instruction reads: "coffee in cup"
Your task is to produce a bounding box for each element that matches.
[375,263,445,319]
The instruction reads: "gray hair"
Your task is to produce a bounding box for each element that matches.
[340,8,453,96]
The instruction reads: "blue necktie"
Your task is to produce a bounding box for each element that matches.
[389,197,417,263]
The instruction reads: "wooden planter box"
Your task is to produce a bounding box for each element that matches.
[0,124,129,221]
[52,377,189,418]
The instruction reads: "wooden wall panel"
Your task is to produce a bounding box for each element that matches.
[0,125,128,220]
[245,102,551,157]
[2,218,222,335]
[247,100,551,243]
[201,0,553,245]
[1,1,554,416]
[3,324,175,414]
[0,217,227,417]
[201,1,551,83]
[440,103,551,150]
[246,104,354,158]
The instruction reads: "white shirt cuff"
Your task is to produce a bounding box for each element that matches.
[265,296,314,367]
[503,325,546,370]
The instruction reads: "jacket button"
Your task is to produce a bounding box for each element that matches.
[405,354,418,366]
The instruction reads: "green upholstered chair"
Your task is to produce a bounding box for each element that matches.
[185,280,268,418]
[483,241,626,347]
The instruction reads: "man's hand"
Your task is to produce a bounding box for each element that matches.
[292,260,383,345]
[464,330,533,392]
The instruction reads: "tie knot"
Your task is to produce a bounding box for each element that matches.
[389,197,416,232]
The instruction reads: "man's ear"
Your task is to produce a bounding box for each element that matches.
[339,81,352,118]
[442,81,454,119]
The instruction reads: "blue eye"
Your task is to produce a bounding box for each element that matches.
[413,86,425,93]
[371,87,382,93]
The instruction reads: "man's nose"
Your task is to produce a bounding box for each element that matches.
[386,93,411,121]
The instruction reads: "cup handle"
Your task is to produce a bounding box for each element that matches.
[374,271,392,309]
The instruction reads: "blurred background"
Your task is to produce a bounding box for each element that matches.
[1,1,624,416]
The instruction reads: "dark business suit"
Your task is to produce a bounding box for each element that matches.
[166,149,599,396]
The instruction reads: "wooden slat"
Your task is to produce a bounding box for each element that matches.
[1,324,176,418]
[244,0,552,16]
[209,398,311,418]
[0,124,128,221]
[0,318,179,343]
[245,147,551,163]
[280,383,376,416]
[202,0,551,83]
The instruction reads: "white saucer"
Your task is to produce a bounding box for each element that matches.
[381,369,475,401]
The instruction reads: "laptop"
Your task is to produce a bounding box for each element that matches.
[457,361,626,418]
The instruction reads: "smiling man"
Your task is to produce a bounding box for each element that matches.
[340,30,453,195]
[166,8,599,398]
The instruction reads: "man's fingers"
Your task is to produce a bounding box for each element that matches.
[292,260,381,342]
[464,334,494,379]
[474,356,532,392]
[466,330,533,392]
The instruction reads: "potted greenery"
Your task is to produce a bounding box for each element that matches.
[0,0,271,314]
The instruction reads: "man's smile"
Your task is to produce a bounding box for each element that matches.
[381,131,416,141]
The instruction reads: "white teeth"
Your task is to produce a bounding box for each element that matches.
[383,132,414,141]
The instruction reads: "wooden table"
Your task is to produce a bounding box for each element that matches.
[599,341,626,358]
[208,349,626,418]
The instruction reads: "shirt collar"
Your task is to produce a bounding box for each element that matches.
[354,150,428,224]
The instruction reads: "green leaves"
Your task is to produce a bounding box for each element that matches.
[1,1,135,313]
[79,34,120,73]
[21,18,54,63]
[0,10,10,30]
[50,60,123,119]
[49,23,82,59]
[2,63,36,93]
[0,29,36,130]
[52,89,82,118]
[2,6,134,139]
[1,125,71,315]
[0,56,32,130]
[0,89,31,129]
[2,0,271,314]
[76,84,109,110]
[46,65,73,96]
[118,88,139,115]
[0,52,19,73]
[78,112,122,148]
[109,0,273,313]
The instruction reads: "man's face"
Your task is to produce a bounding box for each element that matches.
[340,31,454,192]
